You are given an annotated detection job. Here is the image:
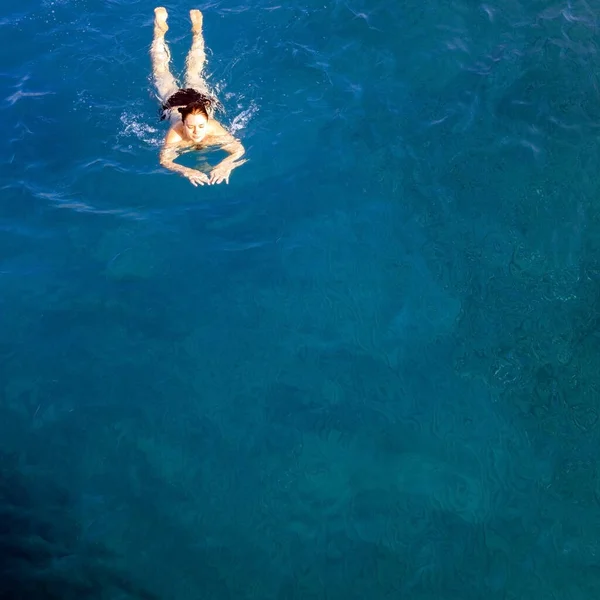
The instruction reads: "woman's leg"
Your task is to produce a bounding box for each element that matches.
[150,7,179,102]
[184,10,209,93]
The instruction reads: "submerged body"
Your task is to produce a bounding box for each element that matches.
[151,7,246,186]
[159,96,245,186]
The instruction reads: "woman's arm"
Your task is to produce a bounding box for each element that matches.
[159,129,210,186]
[208,124,247,184]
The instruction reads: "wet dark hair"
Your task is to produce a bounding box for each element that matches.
[178,100,209,121]
[159,87,223,121]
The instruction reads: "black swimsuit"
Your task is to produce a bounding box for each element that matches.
[160,87,222,120]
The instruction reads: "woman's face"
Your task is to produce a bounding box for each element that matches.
[184,113,208,143]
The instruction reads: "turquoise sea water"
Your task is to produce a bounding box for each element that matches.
[3,0,600,598]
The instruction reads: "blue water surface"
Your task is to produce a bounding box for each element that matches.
[2,0,600,598]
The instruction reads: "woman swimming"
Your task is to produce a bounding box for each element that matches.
[150,7,246,186]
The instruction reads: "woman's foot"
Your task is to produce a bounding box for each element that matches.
[190,9,203,35]
[154,6,169,36]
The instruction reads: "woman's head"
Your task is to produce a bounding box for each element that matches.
[178,101,209,143]
[178,100,209,121]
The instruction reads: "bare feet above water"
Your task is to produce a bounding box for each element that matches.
[154,6,168,36]
[190,9,203,35]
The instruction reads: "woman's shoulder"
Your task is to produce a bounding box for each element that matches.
[207,118,228,135]
[165,121,185,144]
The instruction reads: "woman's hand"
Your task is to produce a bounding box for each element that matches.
[209,163,233,185]
[185,170,210,187]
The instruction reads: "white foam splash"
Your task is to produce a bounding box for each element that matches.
[229,100,258,135]
[118,112,163,147]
